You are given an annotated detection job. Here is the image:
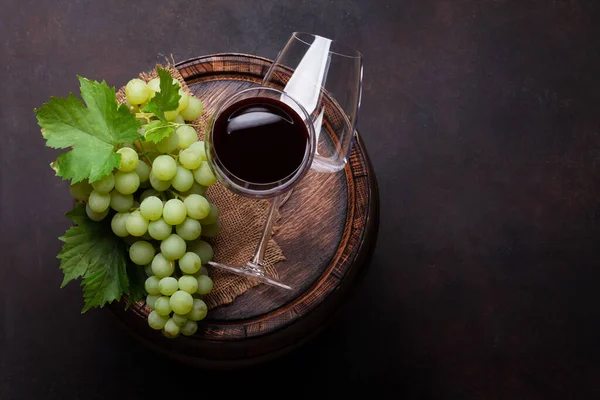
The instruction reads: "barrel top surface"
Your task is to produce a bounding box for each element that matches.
[114,54,378,350]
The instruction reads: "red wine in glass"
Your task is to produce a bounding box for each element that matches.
[205,86,316,289]
[212,96,310,190]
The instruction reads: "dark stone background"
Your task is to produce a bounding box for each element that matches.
[2,0,600,398]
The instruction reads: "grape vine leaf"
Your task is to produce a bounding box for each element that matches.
[143,67,181,121]
[125,261,148,309]
[58,204,146,313]
[35,77,142,183]
[142,67,182,143]
[143,120,174,144]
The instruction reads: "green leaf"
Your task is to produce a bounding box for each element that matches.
[80,248,130,313]
[125,262,147,309]
[35,77,142,183]
[144,120,174,143]
[143,67,181,122]
[65,202,87,225]
[57,204,143,312]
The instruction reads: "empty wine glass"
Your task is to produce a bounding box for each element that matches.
[262,32,363,173]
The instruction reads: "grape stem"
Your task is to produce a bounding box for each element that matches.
[135,112,154,123]
[172,122,203,129]
[167,189,184,200]
[133,140,153,165]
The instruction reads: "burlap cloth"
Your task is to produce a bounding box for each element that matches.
[116,63,285,309]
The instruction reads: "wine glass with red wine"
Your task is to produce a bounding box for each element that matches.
[205,33,362,290]
[204,87,316,290]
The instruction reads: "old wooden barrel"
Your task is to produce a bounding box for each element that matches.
[108,53,379,369]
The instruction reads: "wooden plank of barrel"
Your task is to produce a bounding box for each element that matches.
[108,53,380,369]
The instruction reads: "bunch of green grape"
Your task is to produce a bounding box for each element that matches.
[68,76,221,338]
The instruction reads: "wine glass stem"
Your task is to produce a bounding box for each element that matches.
[251,194,282,266]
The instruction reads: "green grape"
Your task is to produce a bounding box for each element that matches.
[193,266,209,277]
[165,110,179,121]
[162,199,187,225]
[114,171,140,195]
[193,161,217,186]
[163,318,180,338]
[125,78,150,105]
[160,234,186,260]
[178,148,202,170]
[152,155,177,181]
[117,147,139,172]
[69,180,92,201]
[171,167,194,192]
[188,141,207,161]
[196,275,214,295]
[140,188,159,202]
[173,114,185,125]
[148,218,172,241]
[140,196,163,221]
[109,190,134,212]
[149,172,171,191]
[159,277,179,296]
[199,202,219,225]
[177,90,190,112]
[85,203,109,221]
[147,310,169,330]
[144,264,154,277]
[147,77,160,95]
[179,252,201,274]
[151,253,174,278]
[169,290,194,315]
[175,125,198,149]
[126,211,149,237]
[181,182,207,197]
[201,221,221,238]
[146,294,160,309]
[154,296,172,315]
[129,240,155,265]
[156,131,179,153]
[91,173,115,193]
[176,218,202,241]
[172,313,188,327]
[187,298,208,321]
[183,194,210,220]
[187,239,213,264]
[88,190,110,213]
[145,276,160,295]
[181,320,198,336]
[135,161,150,182]
[180,95,203,121]
[178,275,198,294]
[110,212,129,237]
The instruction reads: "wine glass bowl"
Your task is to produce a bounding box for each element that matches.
[205,86,316,199]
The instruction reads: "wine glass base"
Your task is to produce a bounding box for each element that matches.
[207,261,293,290]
